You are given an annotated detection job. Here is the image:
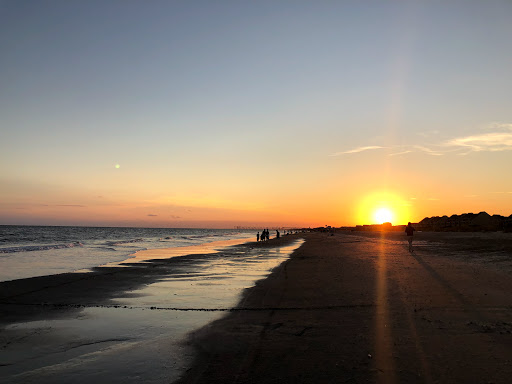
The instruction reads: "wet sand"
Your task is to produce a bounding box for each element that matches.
[178,231,512,383]
[0,236,302,383]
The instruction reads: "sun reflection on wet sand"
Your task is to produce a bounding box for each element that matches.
[374,233,396,383]
[103,237,254,266]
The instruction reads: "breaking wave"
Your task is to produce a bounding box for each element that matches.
[108,238,144,246]
[0,242,84,254]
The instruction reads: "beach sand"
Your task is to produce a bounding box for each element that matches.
[178,231,512,383]
[0,236,302,383]
[2,231,512,383]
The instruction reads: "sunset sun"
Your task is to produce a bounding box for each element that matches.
[374,208,393,224]
[357,191,410,225]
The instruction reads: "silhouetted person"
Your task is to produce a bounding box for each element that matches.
[405,222,415,253]
[257,232,260,242]
[276,229,280,239]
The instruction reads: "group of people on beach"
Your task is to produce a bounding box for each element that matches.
[257,229,280,242]
[257,229,269,241]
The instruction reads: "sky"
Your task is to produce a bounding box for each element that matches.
[1,0,512,228]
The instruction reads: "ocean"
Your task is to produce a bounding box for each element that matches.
[0,226,255,282]
[0,225,304,383]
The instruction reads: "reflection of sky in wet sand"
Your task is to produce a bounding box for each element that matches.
[113,240,304,311]
[0,240,304,384]
[115,237,254,265]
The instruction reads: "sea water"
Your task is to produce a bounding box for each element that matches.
[0,226,255,282]
[0,226,304,383]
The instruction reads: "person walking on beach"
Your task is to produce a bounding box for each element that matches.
[405,222,415,253]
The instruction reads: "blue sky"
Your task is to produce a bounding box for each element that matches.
[1,1,512,227]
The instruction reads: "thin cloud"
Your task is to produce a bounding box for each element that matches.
[487,122,512,130]
[333,122,512,157]
[11,203,85,208]
[330,146,385,156]
[147,214,157,217]
[388,150,413,156]
[445,131,512,152]
[412,145,444,156]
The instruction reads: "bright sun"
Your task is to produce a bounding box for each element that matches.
[374,208,393,224]
[356,191,410,225]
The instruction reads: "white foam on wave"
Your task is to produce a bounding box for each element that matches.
[0,242,83,254]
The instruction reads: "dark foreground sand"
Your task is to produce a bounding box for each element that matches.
[178,231,512,384]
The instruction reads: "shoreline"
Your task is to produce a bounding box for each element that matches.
[0,234,301,325]
[0,227,256,283]
[0,235,303,383]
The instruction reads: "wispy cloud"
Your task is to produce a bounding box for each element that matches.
[388,150,413,156]
[333,122,512,157]
[442,122,512,153]
[147,214,157,217]
[487,122,512,130]
[8,203,86,208]
[412,145,444,156]
[330,146,385,156]
[445,131,512,152]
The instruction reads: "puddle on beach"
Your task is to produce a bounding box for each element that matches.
[0,239,304,384]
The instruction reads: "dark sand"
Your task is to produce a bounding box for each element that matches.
[178,231,512,383]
